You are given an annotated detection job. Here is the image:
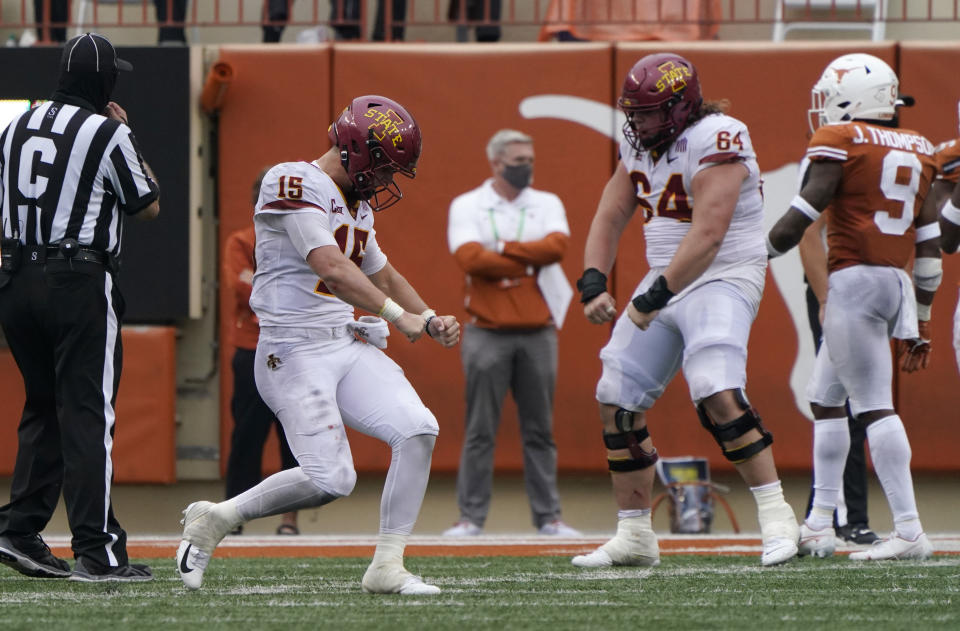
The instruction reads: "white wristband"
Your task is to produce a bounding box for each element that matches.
[791,195,821,221]
[420,308,437,319]
[915,222,941,243]
[943,199,960,226]
[377,298,404,323]
[917,304,932,321]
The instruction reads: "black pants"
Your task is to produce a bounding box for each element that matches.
[448,0,502,42]
[0,259,129,566]
[154,0,189,43]
[224,348,297,500]
[33,0,68,42]
[263,0,407,42]
[804,283,869,526]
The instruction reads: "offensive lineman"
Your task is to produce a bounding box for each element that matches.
[176,95,460,594]
[768,54,940,560]
[573,53,799,568]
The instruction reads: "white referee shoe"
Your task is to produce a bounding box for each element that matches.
[572,515,659,568]
[849,533,933,561]
[361,560,441,595]
[758,502,800,566]
[176,501,239,590]
[798,522,836,558]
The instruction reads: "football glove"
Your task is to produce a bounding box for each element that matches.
[896,320,931,373]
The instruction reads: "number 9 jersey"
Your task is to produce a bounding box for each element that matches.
[807,122,937,273]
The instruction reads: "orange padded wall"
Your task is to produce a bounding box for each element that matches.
[214,42,958,476]
[0,326,176,483]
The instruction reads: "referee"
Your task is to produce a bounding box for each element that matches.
[0,33,159,582]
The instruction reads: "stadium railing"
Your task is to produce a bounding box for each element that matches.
[4,1,960,45]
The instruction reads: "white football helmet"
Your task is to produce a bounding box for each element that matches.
[808,53,899,133]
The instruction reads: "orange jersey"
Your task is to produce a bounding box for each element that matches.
[934,137,960,183]
[807,122,937,273]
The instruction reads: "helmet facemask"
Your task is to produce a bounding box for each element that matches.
[621,95,684,153]
[347,140,416,212]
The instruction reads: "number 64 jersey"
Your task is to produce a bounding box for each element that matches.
[807,122,937,273]
[621,113,767,302]
[249,160,388,329]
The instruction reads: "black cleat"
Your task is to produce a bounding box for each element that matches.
[838,523,880,545]
[70,557,153,583]
[0,534,72,578]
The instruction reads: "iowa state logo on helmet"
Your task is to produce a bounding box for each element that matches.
[655,61,692,94]
[364,107,406,149]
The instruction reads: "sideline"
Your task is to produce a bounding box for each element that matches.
[43,534,960,559]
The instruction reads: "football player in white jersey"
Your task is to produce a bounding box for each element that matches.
[572,53,799,569]
[176,96,460,595]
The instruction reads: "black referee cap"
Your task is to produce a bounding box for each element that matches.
[60,33,133,74]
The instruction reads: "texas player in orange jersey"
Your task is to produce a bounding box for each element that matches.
[768,54,942,561]
[931,130,960,373]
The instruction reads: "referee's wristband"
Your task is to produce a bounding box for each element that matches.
[378,298,404,323]
[631,275,675,313]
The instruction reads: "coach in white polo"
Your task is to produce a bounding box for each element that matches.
[444,129,579,537]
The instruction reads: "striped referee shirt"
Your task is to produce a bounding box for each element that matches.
[0,100,158,256]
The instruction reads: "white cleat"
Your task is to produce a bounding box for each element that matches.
[759,502,800,566]
[538,520,582,537]
[176,540,210,591]
[441,521,482,537]
[798,523,836,558]
[849,533,933,561]
[176,501,236,590]
[572,517,659,568]
[361,562,441,595]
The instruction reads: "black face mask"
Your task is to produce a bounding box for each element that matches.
[51,69,118,114]
[502,163,532,190]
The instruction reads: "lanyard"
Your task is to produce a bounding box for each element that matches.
[487,206,526,242]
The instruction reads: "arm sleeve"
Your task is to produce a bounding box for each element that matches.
[691,117,755,179]
[255,164,332,216]
[360,229,388,275]
[502,232,569,266]
[107,125,159,215]
[265,212,337,259]
[806,125,849,163]
[935,140,960,183]
[453,242,527,277]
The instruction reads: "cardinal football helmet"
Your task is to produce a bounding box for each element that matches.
[328,95,422,211]
[618,53,702,153]
[809,53,899,133]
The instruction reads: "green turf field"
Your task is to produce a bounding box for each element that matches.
[2,555,958,630]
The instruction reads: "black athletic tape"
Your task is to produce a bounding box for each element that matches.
[722,433,773,463]
[576,268,608,304]
[697,397,774,463]
[607,451,659,472]
[631,275,675,313]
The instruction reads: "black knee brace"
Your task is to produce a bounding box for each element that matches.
[697,390,773,463]
[603,408,659,472]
